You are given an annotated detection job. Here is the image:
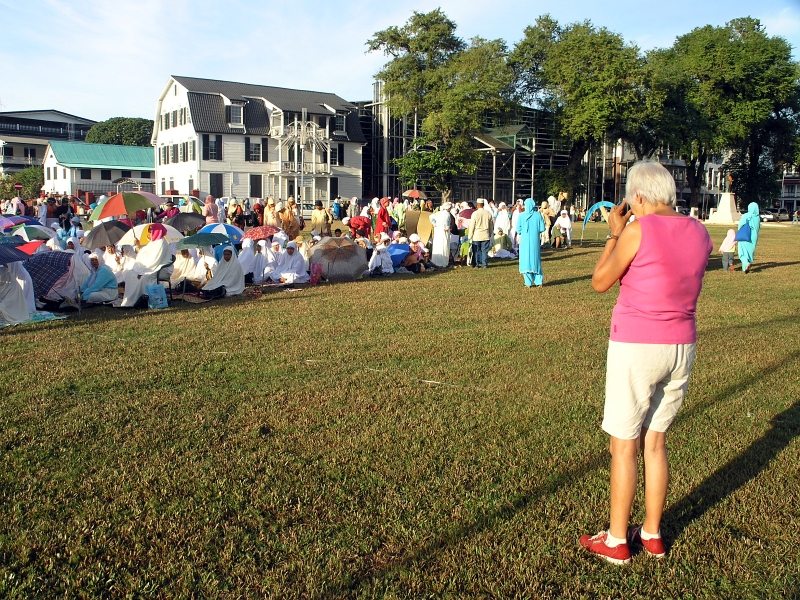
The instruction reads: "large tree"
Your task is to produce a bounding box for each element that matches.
[85,117,154,146]
[0,166,44,200]
[510,16,642,192]
[368,9,515,203]
[651,18,800,207]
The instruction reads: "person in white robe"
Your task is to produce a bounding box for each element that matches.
[170,249,198,289]
[554,209,573,247]
[510,201,523,251]
[0,266,30,325]
[429,203,452,268]
[120,225,172,307]
[6,262,36,315]
[202,245,245,296]
[252,241,267,284]
[45,245,91,304]
[367,233,394,275]
[269,241,309,284]
[194,247,217,287]
[294,236,310,271]
[494,203,512,236]
[262,239,282,280]
[238,238,257,278]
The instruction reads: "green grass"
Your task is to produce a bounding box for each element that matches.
[1,222,798,598]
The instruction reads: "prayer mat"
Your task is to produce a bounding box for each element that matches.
[0,311,67,328]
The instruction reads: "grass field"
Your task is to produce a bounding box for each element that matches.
[1,222,798,598]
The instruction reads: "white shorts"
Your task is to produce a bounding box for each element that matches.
[602,341,696,440]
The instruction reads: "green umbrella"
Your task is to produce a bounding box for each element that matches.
[11,225,54,241]
[175,232,230,250]
[88,191,160,221]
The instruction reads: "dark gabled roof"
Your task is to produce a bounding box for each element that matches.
[172,75,355,113]
[186,93,272,136]
[0,110,96,125]
[330,113,366,144]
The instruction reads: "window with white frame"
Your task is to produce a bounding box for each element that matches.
[250,143,261,162]
[334,114,345,132]
[230,105,243,125]
[189,140,196,161]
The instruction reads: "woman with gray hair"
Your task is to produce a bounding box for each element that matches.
[580,161,712,564]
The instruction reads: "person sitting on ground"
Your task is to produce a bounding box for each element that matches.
[201,245,245,297]
[555,209,573,248]
[194,246,217,287]
[170,249,199,291]
[552,225,566,249]
[490,228,516,258]
[262,238,282,281]
[119,224,173,308]
[333,228,343,238]
[269,241,309,284]
[368,232,394,276]
[294,236,310,271]
[80,253,119,304]
[342,215,372,240]
[238,238,257,284]
[0,265,30,325]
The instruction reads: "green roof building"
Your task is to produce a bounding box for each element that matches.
[42,141,155,196]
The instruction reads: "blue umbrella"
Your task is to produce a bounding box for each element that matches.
[23,252,73,298]
[582,201,616,230]
[387,243,410,268]
[0,244,30,263]
[199,223,245,244]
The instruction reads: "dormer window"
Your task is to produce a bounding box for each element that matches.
[230,105,243,125]
[334,114,345,132]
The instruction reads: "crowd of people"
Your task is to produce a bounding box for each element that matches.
[1,177,764,327]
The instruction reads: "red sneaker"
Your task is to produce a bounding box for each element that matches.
[579,531,632,565]
[627,525,666,558]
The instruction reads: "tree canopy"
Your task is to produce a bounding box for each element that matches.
[368,10,515,201]
[0,166,44,200]
[85,117,154,147]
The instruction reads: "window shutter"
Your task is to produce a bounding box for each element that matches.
[261,138,268,162]
[338,143,345,166]
[225,106,231,123]
[158,147,161,165]
[216,135,223,160]
[172,110,177,127]
[245,137,250,162]
[202,135,210,161]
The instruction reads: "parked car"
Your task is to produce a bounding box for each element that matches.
[760,210,775,222]
[769,207,790,221]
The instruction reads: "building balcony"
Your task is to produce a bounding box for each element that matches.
[277,161,330,175]
[0,156,43,168]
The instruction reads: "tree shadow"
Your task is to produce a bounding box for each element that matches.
[662,400,800,549]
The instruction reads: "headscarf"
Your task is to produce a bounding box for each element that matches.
[149,223,167,241]
[132,236,171,276]
[521,198,539,226]
[203,245,245,296]
[719,229,737,253]
[170,250,198,285]
[238,238,256,274]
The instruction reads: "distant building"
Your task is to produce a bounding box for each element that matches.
[152,75,365,208]
[42,141,155,197]
[355,82,571,204]
[0,110,95,177]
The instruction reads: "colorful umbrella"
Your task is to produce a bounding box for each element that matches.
[402,189,428,200]
[0,216,40,230]
[199,223,245,244]
[16,240,46,255]
[89,191,160,221]
[175,232,230,250]
[81,221,131,249]
[243,225,281,241]
[23,252,74,298]
[116,223,184,247]
[0,244,31,263]
[12,224,55,241]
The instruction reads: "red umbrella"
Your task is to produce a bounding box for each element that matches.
[16,240,46,255]
[89,192,159,221]
[402,189,428,200]
[243,225,281,241]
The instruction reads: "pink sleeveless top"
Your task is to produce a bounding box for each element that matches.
[610,214,712,344]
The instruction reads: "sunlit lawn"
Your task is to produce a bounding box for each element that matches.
[0,222,798,598]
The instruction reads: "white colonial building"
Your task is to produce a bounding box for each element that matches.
[152,76,365,207]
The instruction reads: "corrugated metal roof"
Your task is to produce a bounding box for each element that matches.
[173,75,355,113]
[473,134,515,151]
[48,141,154,170]
[0,134,51,145]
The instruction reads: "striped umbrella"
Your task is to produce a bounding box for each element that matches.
[199,223,245,244]
[88,191,160,221]
[12,224,56,241]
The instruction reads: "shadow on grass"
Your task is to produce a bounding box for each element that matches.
[747,260,800,273]
[662,400,800,549]
[545,274,593,287]
[326,348,800,598]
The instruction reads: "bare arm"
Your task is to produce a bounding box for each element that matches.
[591,203,641,293]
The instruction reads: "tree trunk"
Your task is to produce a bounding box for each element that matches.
[441,188,453,205]
[683,148,707,209]
[567,139,591,196]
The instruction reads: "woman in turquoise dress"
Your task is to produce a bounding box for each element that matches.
[737,202,761,273]
[516,198,546,287]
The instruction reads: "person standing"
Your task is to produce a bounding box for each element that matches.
[468,198,493,268]
[311,200,332,237]
[736,202,761,273]
[375,197,392,236]
[428,202,453,268]
[580,161,712,565]
[516,198,546,287]
[539,200,555,247]
[202,195,219,224]
[264,198,280,228]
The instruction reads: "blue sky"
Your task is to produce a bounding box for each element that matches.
[1,0,798,122]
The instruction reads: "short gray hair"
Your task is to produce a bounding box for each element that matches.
[625,161,676,206]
